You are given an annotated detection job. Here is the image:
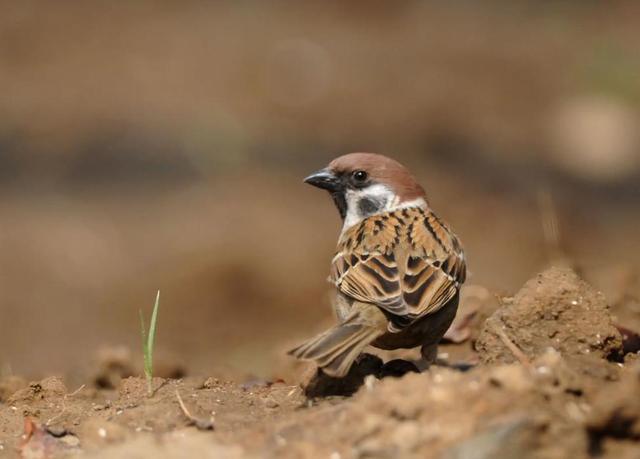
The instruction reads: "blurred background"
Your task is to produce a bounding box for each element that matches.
[0,0,638,380]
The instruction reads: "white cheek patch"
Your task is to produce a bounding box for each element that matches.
[341,184,427,233]
[343,184,397,230]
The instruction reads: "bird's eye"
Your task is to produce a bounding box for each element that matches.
[352,170,368,182]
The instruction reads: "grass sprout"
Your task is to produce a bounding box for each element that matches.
[139,290,160,397]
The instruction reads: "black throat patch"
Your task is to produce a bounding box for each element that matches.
[331,191,347,219]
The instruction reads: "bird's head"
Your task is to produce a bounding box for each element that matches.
[304,153,427,230]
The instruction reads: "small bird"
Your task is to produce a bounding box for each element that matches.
[289,153,466,377]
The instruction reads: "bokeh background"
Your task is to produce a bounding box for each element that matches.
[1,1,639,380]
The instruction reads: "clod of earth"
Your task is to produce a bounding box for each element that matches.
[8,376,68,404]
[475,267,624,367]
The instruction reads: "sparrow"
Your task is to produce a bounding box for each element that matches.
[289,152,466,377]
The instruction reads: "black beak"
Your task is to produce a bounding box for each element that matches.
[303,168,341,191]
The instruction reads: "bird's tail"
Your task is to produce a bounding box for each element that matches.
[288,316,383,378]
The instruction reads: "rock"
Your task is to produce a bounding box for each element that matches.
[476,267,623,365]
[201,377,221,389]
[263,397,279,409]
[18,418,80,458]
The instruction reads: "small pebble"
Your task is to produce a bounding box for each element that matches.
[60,435,80,447]
[264,398,279,409]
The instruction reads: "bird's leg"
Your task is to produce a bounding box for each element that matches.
[415,343,439,371]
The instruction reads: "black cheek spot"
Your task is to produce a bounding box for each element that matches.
[358,197,383,216]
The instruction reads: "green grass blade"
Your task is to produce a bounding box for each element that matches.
[146,290,160,378]
[139,309,147,344]
[139,309,149,378]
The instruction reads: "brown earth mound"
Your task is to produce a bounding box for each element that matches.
[476,267,623,366]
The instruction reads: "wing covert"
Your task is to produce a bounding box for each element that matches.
[331,207,466,331]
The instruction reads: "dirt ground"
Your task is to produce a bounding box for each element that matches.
[1,2,640,458]
[1,266,639,458]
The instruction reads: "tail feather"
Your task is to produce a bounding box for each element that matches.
[319,328,380,377]
[288,320,382,378]
[290,323,362,361]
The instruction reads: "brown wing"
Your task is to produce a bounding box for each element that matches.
[331,207,466,331]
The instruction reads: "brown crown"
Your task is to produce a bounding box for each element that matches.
[328,152,426,202]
